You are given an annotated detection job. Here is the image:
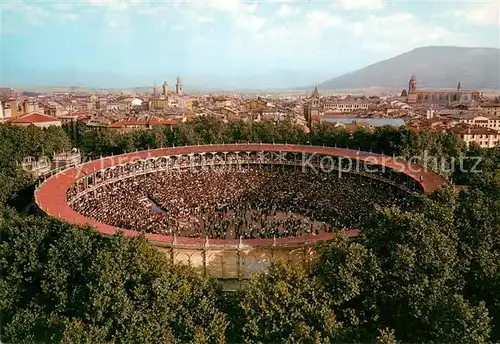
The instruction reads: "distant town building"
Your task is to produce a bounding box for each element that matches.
[324,100,369,112]
[243,98,267,110]
[6,101,20,117]
[57,111,90,125]
[109,116,179,132]
[162,81,169,97]
[405,75,482,104]
[106,103,120,111]
[480,102,500,117]
[131,98,143,107]
[95,99,108,110]
[150,98,169,110]
[447,114,500,130]
[176,76,183,96]
[310,85,321,116]
[450,124,500,148]
[305,85,369,116]
[254,107,287,122]
[0,87,16,98]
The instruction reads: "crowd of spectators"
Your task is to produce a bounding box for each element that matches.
[72,165,413,239]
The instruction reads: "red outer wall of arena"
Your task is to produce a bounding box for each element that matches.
[35,144,449,246]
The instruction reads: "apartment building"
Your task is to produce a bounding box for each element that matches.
[450,114,500,130]
[323,100,369,112]
[450,125,500,148]
[8,112,62,128]
[480,103,500,117]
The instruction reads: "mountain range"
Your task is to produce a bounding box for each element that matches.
[4,70,340,93]
[318,46,500,91]
[4,46,499,93]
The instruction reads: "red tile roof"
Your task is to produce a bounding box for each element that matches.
[9,112,59,124]
[66,111,89,117]
[123,120,148,126]
[109,121,124,128]
[109,119,147,128]
[149,117,178,125]
[110,117,179,128]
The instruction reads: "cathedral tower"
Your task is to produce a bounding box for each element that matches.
[310,85,321,115]
[407,75,417,103]
[312,84,320,98]
[175,76,183,96]
[408,75,417,94]
[162,81,168,97]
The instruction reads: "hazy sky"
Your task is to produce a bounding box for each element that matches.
[1,0,499,86]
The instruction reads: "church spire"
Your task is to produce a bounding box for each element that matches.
[457,81,461,91]
[312,84,319,97]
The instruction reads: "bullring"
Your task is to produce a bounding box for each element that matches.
[35,144,448,284]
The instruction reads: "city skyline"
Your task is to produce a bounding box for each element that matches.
[1,0,499,88]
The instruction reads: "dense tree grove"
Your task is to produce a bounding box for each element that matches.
[0,211,227,344]
[0,125,71,209]
[1,119,499,343]
[75,117,466,162]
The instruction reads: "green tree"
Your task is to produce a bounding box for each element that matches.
[455,175,500,340]
[0,125,71,207]
[240,259,343,344]
[359,190,491,343]
[315,235,381,342]
[375,328,399,344]
[0,213,227,344]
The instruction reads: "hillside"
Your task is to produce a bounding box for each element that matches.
[319,46,500,90]
[4,69,338,92]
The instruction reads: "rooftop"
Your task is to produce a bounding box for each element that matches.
[8,112,59,124]
[449,124,500,135]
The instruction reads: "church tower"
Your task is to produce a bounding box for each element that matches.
[407,75,417,103]
[312,84,320,98]
[310,85,321,115]
[175,76,183,96]
[162,81,168,97]
[408,75,417,93]
[311,85,320,106]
